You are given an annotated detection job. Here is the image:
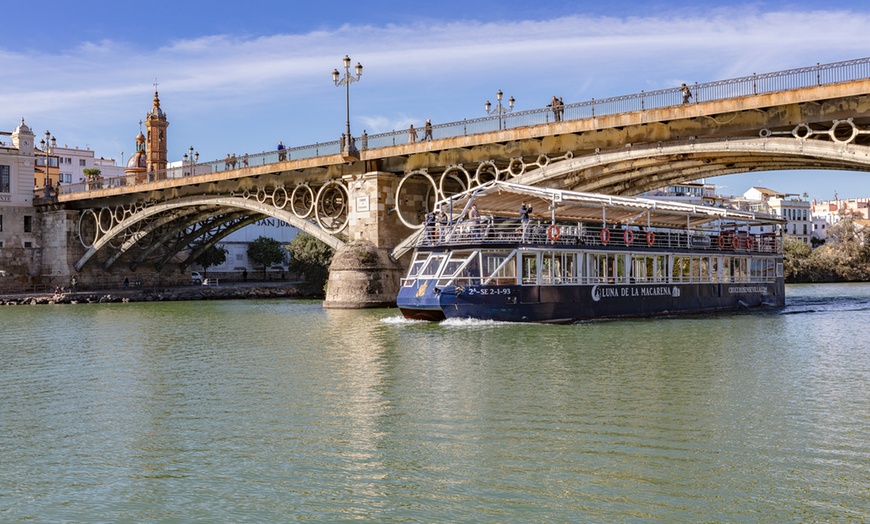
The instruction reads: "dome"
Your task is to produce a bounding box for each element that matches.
[14,118,32,135]
[126,150,146,169]
[148,91,166,119]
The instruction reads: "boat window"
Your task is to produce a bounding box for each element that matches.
[632,255,663,283]
[481,251,517,285]
[700,257,711,281]
[407,253,430,278]
[420,254,446,277]
[541,253,553,284]
[521,253,538,285]
[438,251,480,286]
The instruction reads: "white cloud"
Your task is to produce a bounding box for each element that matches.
[2,6,869,198]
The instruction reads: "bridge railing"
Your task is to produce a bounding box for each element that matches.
[59,56,870,198]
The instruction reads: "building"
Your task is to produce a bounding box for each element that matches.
[811,197,870,240]
[0,119,41,285]
[743,187,812,244]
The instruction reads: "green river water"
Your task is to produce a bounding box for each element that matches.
[1,283,868,522]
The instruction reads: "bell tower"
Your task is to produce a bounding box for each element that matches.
[144,88,168,173]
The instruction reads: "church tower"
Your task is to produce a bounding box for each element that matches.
[144,90,168,173]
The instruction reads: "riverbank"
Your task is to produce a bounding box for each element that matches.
[0,282,319,306]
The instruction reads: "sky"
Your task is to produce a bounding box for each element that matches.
[2,0,870,201]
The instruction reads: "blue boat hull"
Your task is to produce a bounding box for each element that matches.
[398,280,785,323]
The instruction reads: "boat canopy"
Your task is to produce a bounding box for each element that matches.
[438,180,786,229]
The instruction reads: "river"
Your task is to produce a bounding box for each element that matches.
[1,283,868,522]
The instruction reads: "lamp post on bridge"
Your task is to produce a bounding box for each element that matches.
[183,146,198,177]
[39,130,56,197]
[332,55,363,160]
[485,90,515,131]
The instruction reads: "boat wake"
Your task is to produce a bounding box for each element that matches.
[380,315,432,325]
[781,295,870,315]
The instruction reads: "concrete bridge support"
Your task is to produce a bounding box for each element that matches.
[323,172,411,309]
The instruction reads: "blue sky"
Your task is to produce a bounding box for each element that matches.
[3,0,870,200]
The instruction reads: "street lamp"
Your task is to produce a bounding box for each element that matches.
[485,90,515,130]
[332,54,363,157]
[39,130,56,197]
[183,146,199,176]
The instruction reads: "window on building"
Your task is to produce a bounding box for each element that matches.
[66,158,72,165]
[0,215,3,232]
[79,159,86,166]
[0,165,9,193]
[24,215,32,233]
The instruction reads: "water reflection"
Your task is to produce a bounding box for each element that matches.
[0,286,868,521]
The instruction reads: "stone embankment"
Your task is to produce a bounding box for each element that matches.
[0,284,318,306]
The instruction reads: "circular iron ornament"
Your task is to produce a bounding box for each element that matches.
[792,123,813,140]
[273,186,289,209]
[256,187,269,204]
[473,160,500,185]
[114,206,126,223]
[438,165,471,200]
[830,119,859,144]
[78,209,100,249]
[291,184,315,218]
[314,180,349,233]
[535,154,550,167]
[97,207,114,234]
[439,166,471,202]
[507,157,525,178]
[759,128,772,138]
[395,170,439,230]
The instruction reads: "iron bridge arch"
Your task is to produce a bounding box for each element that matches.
[74,190,347,273]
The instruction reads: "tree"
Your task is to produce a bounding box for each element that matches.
[82,168,101,180]
[247,236,286,279]
[288,232,335,294]
[193,243,228,278]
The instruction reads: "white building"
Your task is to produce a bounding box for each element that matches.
[743,187,811,244]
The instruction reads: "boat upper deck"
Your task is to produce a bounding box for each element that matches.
[412,181,785,255]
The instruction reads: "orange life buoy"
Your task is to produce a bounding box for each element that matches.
[646,231,655,246]
[732,236,740,250]
[547,224,561,242]
[600,228,610,244]
[746,235,754,250]
[718,235,726,249]
[624,229,634,245]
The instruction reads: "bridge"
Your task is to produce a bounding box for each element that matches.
[40,57,870,307]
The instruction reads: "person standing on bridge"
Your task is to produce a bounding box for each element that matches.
[549,96,561,122]
[680,83,692,104]
[408,124,417,143]
[424,119,433,141]
[277,141,286,161]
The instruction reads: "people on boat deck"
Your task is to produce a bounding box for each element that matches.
[424,211,436,245]
[468,203,481,238]
[520,201,533,242]
[438,211,448,240]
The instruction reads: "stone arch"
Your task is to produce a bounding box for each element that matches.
[514,137,870,195]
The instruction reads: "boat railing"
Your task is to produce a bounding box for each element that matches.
[417,218,780,254]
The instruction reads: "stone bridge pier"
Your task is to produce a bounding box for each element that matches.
[323,171,416,309]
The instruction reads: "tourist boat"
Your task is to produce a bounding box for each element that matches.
[397,181,785,323]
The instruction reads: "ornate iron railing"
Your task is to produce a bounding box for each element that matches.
[60,56,870,196]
